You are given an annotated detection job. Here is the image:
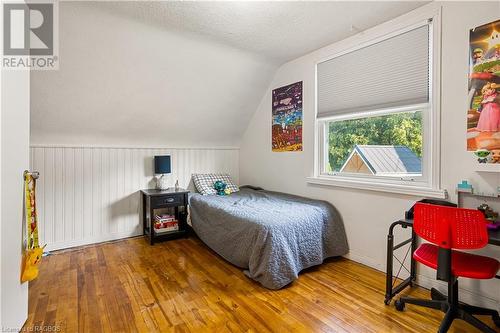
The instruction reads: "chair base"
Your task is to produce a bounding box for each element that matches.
[395,286,500,333]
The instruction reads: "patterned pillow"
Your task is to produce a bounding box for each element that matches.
[192,174,239,195]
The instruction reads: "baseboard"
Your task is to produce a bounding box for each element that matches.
[45,230,142,252]
[343,252,385,272]
[344,251,499,311]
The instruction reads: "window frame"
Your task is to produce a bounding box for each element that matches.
[319,104,428,182]
[309,10,446,199]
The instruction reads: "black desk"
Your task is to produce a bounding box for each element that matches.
[384,219,499,305]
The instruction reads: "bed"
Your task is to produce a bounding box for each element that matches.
[189,187,349,289]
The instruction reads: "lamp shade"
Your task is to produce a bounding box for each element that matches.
[154,155,171,174]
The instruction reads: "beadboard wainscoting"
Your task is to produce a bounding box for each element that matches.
[30,146,239,251]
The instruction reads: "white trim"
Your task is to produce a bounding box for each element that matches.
[343,252,384,272]
[428,7,442,193]
[30,143,239,150]
[307,176,447,198]
[45,230,142,252]
[320,108,427,182]
[317,103,429,122]
[475,163,500,173]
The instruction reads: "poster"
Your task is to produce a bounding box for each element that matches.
[467,19,500,162]
[272,81,303,152]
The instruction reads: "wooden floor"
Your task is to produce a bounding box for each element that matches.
[24,236,498,333]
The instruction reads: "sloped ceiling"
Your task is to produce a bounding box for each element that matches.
[31,1,427,147]
[92,1,428,63]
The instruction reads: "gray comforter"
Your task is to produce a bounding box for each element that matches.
[189,188,349,289]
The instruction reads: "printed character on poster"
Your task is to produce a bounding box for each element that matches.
[467,19,500,156]
[272,81,303,152]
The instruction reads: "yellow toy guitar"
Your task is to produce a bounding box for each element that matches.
[21,171,45,283]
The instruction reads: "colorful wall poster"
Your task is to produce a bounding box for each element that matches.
[272,81,303,152]
[467,19,500,161]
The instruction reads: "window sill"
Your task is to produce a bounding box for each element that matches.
[306,176,447,199]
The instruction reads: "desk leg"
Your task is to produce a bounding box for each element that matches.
[385,231,394,305]
[385,220,415,305]
[410,229,417,285]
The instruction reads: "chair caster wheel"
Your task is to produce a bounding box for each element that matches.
[384,298,390,305]
[395,299,405,311]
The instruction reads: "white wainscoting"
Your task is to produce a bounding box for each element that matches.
[30,146,239,251]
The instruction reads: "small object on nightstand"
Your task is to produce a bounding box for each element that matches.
[175,179,179,191]
[141,188,189,245]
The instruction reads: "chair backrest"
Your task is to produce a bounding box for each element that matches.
[413,203,489,250]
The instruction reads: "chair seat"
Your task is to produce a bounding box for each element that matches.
[414,243,499,279]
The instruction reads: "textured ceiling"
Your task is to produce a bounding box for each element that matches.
[30,2,277,146]
[93,1,429,63]
[31,1,429,146]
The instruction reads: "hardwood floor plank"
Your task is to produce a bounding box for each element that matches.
[24,236,499,332]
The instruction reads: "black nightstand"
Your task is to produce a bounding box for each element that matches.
[141,188,190,245]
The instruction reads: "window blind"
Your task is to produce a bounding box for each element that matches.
[317,24,430,118]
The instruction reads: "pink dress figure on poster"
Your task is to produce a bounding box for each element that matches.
[476,83,500,132]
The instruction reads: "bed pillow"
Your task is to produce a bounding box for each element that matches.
[192,174,239,195]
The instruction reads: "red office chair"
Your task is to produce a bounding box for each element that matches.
[395,203,500,333]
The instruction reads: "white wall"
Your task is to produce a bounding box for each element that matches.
[30,146,239,251]
[29,2,247,250]
[30,2,276,147]
[240,2,500,309]
[1,70,30,329]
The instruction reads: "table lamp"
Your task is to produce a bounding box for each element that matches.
[154,155,171,190]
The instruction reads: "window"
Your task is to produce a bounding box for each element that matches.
[312,17,444,198]
[325,109,423,177]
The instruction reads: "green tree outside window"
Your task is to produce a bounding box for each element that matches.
[327,111,423,172]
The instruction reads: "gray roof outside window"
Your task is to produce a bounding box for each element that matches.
[341,145,422,175]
